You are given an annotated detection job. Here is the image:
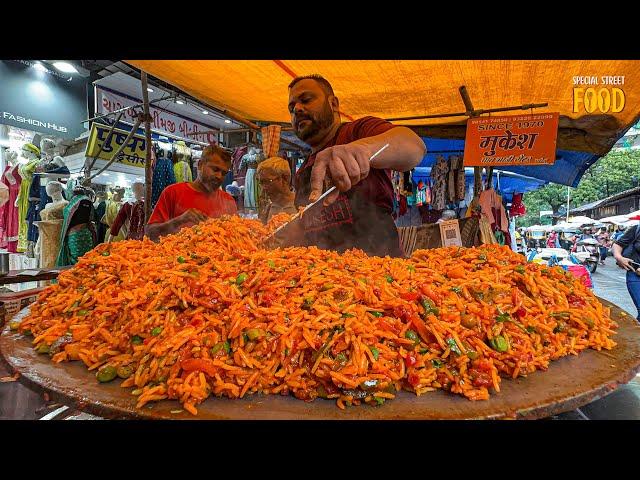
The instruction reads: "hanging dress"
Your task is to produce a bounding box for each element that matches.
[430,155,449,210]
[173,160,193,184]
[17,159,39,252]
[103,199,126,243]
[151,156,176,210]
[0,165,21,252]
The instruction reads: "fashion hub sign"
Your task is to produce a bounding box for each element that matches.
[0,60,88,139]
[463,113,559,167]
[96,87,218,144]
[1,111,68,133]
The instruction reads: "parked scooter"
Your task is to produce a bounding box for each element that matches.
[572,237,600,273]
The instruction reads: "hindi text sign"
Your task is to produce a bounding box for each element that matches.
[85,123,147,169]
[463,113,559,166]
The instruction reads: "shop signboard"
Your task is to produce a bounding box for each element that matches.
[85,123,146,169]
[0,60,88,139]
[96,86,218,144]
[463,112,559,167]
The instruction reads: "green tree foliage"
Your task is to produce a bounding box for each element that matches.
[519,150,640,227]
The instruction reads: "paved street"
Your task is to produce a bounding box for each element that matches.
[592,259,637,317]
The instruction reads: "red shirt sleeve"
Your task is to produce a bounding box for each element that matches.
[351,116,397,139]
[147,187,174,224]
[110,202,132,236]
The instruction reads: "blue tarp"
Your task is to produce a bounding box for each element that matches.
[418,137,601,188]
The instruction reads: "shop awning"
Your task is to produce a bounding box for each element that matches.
[126,60,640,157]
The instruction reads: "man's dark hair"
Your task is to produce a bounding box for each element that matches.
[288,74,335,97]
[201,143,232,166]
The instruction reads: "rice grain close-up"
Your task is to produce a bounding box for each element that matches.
[12,215,618,416]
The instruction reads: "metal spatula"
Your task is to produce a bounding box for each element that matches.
[265,143,390,242]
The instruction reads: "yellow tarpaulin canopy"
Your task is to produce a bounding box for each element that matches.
[126,60,640,155]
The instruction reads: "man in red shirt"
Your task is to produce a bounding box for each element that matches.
[145,144,237,241]
[282,75,426,256]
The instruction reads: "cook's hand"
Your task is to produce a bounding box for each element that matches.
[174,208,208,228]
[309,143,373,206]
[616,256,635,271]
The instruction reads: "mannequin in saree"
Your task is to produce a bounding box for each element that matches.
[35,181,68,268]
[16,143,41,253]
[56,187,97,267]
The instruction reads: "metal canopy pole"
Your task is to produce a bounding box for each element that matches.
[141,72,154,223]
[457,86,483,196]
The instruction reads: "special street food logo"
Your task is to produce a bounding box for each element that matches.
[573,76,625,113]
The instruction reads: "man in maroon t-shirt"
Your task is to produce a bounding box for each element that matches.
[281,75,426,257]
[145,144,237,241]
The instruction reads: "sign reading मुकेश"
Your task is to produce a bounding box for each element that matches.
[85,123,147,168]
[463,113,559,167]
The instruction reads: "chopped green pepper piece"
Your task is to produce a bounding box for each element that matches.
[72,301,80,308]
[23,329,32,337]
[36,343,50,354]
[321,283,334,291]
[341,312,355,318]
[478,253,487,261]
[370,311,384,318]
[526,326,537,334]
[374,397,386,406]
[151,327,162,336]
[222,341,231,354]
[405,329,420,345]
[370,346,380,361]
[446,338,462,356]
[385,275,394,283]
[466,349,479,360]
[267,259,276,268]
[210,342,227,355]
[420,297,440,316]
[515,265,526,274]
[495,309,511,323]
[236,272,248,285]
[284,348,290,356]
[431,359,444,368]
[407,265,416,272]
[177,256,186,263]
[584,317,595,328]
[96,365,117,383]
[101,251,110,256]
[451,287,462,294]
[246,328,265,341]
[77,309,88,316]
[131,335,143,345]
[491,335,509,352]
[419,348,429,355]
